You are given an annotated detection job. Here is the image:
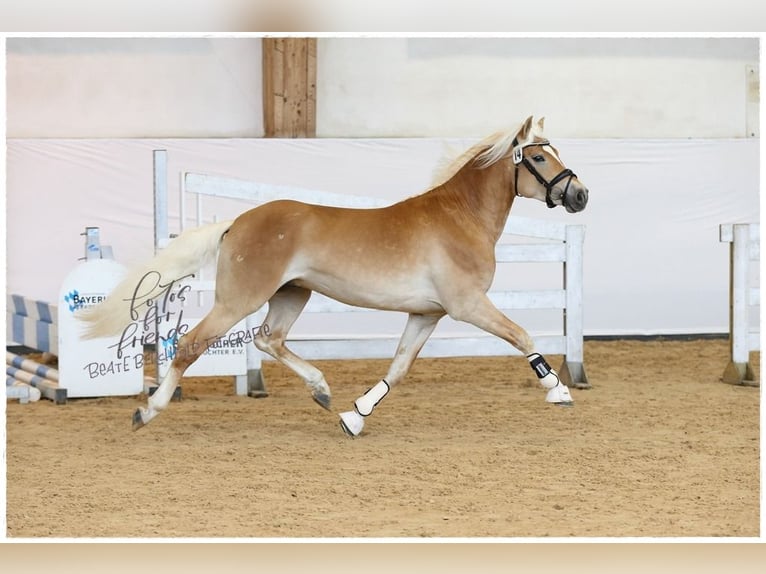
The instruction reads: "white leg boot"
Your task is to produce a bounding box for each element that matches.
[339,379,390,437]
[527,353,574,406]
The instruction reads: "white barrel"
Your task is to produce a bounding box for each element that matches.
[58,259,144,398]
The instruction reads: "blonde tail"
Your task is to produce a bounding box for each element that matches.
[77,220,233,339]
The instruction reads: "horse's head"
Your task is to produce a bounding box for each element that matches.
[508,116,589,213]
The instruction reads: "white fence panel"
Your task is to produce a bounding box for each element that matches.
[719,222,760,385]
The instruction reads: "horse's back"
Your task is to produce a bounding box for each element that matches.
[229,198,415,247]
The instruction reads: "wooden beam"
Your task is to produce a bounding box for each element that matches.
[262,37,317,137]
[306,38,317,137]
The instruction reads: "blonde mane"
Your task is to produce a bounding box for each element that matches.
[430,119,544,187]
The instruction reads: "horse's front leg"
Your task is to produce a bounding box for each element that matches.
[447,294,573,406]
[526,352,574,405]
[339,312,443,437]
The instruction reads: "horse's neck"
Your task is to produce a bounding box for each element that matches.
[425,160,515,244]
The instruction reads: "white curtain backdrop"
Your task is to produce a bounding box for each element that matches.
[5,137,759,340]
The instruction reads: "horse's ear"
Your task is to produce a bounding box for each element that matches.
[536,117,545,132]
[518,116,534,141]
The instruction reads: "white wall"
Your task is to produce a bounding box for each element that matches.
[317,38,759,138]
[6,37,759,139]
[6,38,263,138]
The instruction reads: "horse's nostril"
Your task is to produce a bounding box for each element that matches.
[577,190,588,205]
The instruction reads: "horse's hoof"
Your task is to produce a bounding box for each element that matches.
[132,408,146,431]
[312,391,332,411]
[339,410,364,437]
[545,384,574,407]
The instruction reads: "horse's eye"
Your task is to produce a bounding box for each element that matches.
[532,155,545,163]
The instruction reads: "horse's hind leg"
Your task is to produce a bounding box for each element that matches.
[339,312,443,437]
[133,302,245,430]
[254,285,332,409]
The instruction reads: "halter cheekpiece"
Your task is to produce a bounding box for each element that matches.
[511,137,576,209]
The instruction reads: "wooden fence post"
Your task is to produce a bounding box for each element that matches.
[262,38,317,138]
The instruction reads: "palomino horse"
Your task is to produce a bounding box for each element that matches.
[80,116,589,437]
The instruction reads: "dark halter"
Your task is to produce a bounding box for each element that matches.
[512,137,576,209]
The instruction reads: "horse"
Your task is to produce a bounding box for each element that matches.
[79,116,589,437]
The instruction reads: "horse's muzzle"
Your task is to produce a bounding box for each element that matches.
[564,184,589,213]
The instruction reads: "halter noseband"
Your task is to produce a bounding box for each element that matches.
[512,138,576,209]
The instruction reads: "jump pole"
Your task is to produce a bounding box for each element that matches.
[5,368,65,404]
[6,349,66,404]
[6,378,41,403]
[6,351,59,382]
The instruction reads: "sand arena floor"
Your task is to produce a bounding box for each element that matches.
[5,339,760,538]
